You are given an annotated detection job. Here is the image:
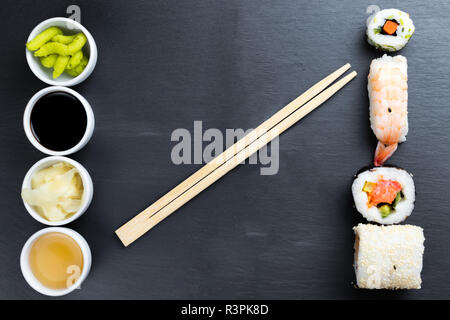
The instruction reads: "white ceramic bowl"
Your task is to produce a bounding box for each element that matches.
[24,86,95,156]
[20,227,92,296]
[26,17,97,86]
[21,156,93,226]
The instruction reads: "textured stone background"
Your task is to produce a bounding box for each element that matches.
[0,0,448,299]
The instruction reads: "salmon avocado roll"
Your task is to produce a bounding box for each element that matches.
[352,167,415,224]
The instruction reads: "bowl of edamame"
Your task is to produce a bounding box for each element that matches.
[26,17,97,87]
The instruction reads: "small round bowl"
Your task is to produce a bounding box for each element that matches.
[22,156,93,226]
[24,86,95,156]
[26,17,97,86]
[20,227,92,296]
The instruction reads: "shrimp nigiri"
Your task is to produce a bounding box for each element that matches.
[368,54,408,166]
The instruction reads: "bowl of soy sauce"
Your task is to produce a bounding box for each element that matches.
[24,86,94,155]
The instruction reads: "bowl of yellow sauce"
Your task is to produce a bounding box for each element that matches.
[20,227,91,296]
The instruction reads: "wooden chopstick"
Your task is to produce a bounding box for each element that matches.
[116,67,356,246]
[115,64,350,243]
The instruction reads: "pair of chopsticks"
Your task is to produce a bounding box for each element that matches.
[116,64,357,246]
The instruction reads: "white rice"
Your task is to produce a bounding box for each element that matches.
[367,8,415,52]
[352,167,415,224]
[354,224,424,289]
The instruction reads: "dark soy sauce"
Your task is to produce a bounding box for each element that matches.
[30,92,87,151]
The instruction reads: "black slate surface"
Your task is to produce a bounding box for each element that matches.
[1,0,449,299]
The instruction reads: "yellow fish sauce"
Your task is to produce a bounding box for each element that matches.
[29,232,83,290]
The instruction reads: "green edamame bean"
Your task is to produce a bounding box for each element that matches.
[34,33,87,57]
[53,55,70,79]
[67,51,83,70]
[26,27,62,51]
[40,54,58,68]
[34,42,68,56]
[66,56,88,77]
[67,33,87,53]
[52,34,75,44]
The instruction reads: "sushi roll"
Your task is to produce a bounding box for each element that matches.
[353,223,424,289]
[368,54,408,166]
[352,167,415,224]
[367,8,415,52]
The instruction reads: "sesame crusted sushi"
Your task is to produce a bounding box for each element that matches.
[367,8,415,52]
[352,167,415,224]
[353,224,424,289]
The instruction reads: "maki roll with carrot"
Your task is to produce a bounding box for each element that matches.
[367,8,415,52]
[352,167,415,224]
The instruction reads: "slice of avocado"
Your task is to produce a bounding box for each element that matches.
[392,191,403,209]
[379,204,393,218]
[362,181,376,193]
